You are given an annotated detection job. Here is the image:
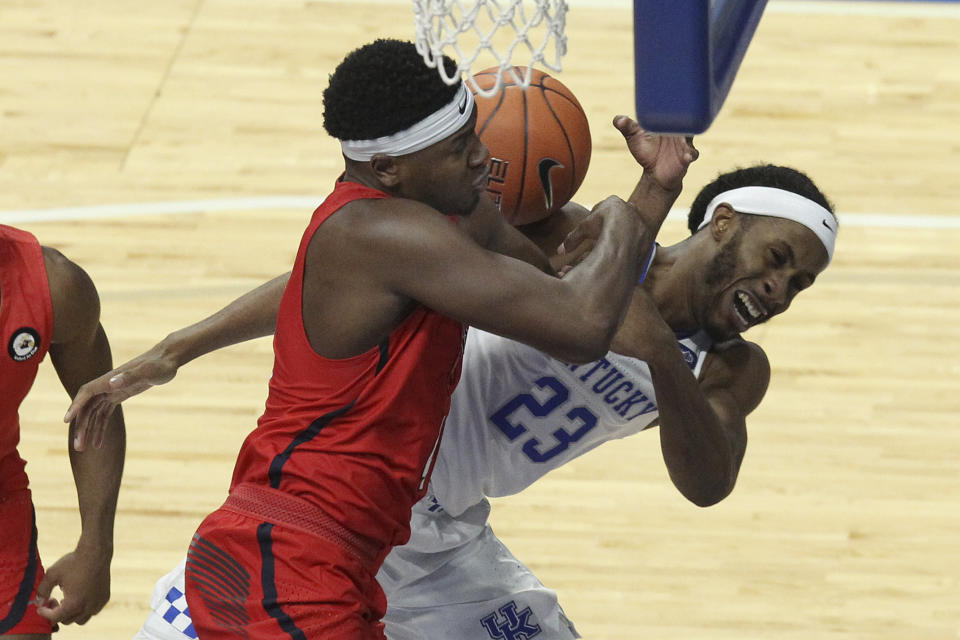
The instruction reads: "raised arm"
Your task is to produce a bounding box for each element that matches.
[34,247,125,626]
[67,272,289,450]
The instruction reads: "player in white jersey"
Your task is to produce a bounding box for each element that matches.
[68,119,836,640]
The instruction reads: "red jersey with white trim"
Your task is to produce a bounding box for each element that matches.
[0,225,53,495]
[230,180,466,550]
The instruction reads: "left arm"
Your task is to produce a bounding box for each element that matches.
[614,292,769,507]
[36,247,125,626]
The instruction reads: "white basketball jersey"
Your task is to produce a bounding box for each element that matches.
[430,327,713,518]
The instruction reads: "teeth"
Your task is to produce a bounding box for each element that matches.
[737,291,761,321]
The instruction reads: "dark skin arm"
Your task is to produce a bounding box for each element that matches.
[524,115,696,272]
[35,247,125,626]
[611,288,769,507]
[457,195,556,276]
[67,273,288,450]
[301,191,646,364]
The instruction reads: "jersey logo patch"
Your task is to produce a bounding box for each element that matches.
[8,327,41,362]
[480,600,542,640]
[678,342,698,368]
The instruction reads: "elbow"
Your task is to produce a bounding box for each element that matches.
[561,314,619,364]
[683,487,729,508]
[672,471,735,508]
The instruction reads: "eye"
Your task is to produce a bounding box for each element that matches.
[452,134,471,155]
[770,248,786,267]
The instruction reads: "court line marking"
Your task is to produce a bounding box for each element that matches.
[1,198,959,229]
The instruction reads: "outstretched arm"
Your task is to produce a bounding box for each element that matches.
[520,117,698,272]
[67,272,289,450]
[616,114,697,236]
[35,247,124,626]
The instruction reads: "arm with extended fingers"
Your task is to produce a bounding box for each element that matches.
[66,272,289,450]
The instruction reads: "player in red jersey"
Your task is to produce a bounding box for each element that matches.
[181,39,681,640]
[70,38,689,640]
[0,224,125,638]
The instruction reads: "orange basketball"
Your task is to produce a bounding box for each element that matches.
[472,67,592,226]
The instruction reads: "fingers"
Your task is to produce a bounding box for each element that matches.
[64,370,123,424]
[612,114,642,137]
[35,571,54,609]
[37,596,90,625]
[557,214,601,257]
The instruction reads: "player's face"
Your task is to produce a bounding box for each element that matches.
[699,215,830,341]
[400,107,490,216]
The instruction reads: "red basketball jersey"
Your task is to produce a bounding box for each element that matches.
[0,226,53,495]
[230,181,466,550]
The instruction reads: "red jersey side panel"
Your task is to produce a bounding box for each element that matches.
[0,225,53,495]
[231,181,466,550]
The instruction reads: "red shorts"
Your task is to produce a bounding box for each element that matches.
[185,484,387,640]
[0,490,54,636]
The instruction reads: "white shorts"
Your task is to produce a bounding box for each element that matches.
[131,559,195,640]
[378,523,580,640]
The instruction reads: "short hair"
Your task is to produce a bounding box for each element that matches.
[687,164,836,235]
[322,39,460,141]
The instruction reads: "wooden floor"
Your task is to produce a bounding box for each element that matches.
[2,1,959,638]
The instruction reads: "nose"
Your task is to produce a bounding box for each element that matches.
[762,272,790,313]
[470,138,490,168]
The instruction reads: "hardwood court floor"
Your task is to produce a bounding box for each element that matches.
[1,1,958,638]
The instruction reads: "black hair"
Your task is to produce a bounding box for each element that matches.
[322,39,460,141]
[687,164,836,235]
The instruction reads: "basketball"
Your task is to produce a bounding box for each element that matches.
[472,67,592,226]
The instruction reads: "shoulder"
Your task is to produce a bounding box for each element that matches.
[700,337,771,412]
[335,197,466,243]
[41,246,101,344]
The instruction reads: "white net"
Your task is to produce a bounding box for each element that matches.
[413,0,569,97]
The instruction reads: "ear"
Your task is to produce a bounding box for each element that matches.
[710,204,736,240]
[370,155,402,188]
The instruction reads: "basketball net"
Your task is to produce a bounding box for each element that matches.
[413,0,568,97]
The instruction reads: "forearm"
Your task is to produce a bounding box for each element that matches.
[646,346,737,507]
[627,172,683,234]
[161,272,288,367]
[561,204,649,351]
[68,407,125,552]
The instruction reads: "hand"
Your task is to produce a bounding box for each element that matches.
[35,544,112,626]
[556,196,640,275]
[613,115,698,192]
[65,343,179,451]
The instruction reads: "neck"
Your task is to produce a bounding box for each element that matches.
[643,235,707,333]
[340,162,397,196]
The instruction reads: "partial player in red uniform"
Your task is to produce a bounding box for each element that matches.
[0,224,125,639]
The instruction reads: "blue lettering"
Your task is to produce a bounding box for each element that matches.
[603,380,634,405]
[575,358,610,383]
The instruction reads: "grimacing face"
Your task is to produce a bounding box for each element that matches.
[700,212,831,342]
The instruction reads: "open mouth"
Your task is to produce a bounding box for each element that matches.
[733,290,766,327]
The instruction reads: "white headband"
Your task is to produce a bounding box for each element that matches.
[697,186,837,263]
[339,83,474,161]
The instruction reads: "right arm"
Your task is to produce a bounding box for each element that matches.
[67,272,289,449]
[353,195,650,364]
